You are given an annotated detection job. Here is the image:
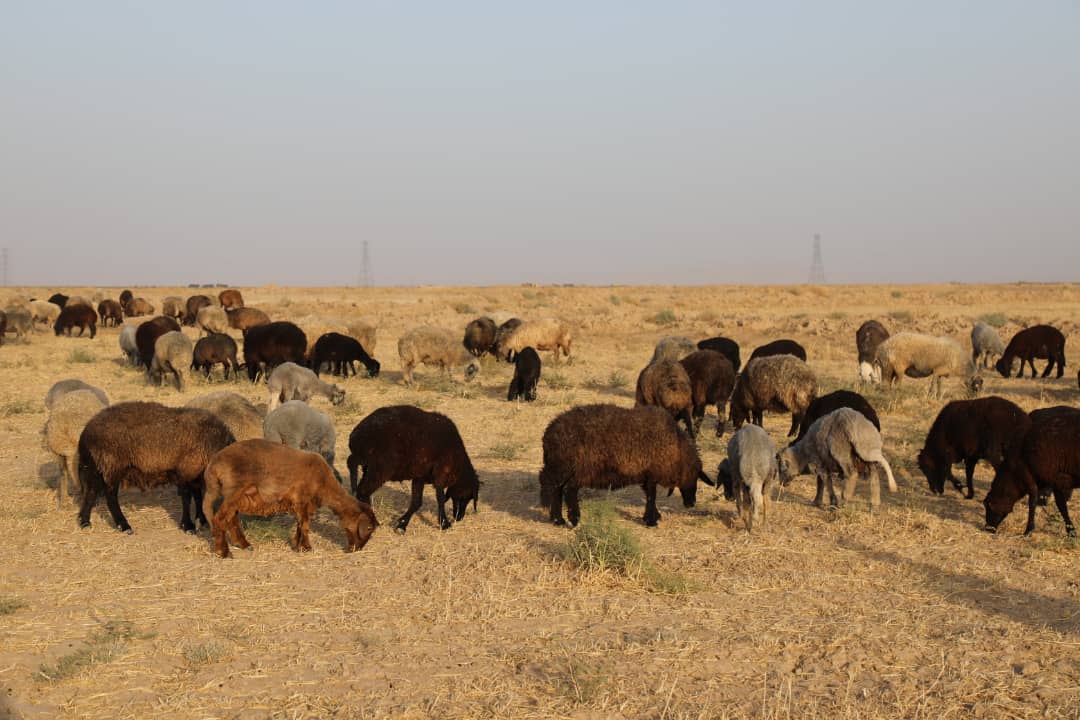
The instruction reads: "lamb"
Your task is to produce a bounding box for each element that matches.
[995,325,1066,379]
[196,305,230,336]
[310,332,380,378]
[919,396,1030,499]
[44,389,109,506]
[227,306,271,333]
[398,326,481,386]
[97,299,124,327]
[347,405,480,533]
[697,336,741,373]
[29,300,60,326]
[266,361,345,411]
[203,439,377,557]
[679,349,736,437]
[44,379,109,410]
[150,331,194,391]
[749,339,807,362]
[4,307,33,341]
[463,317,497,357]
[716,425,778,531]
[856,320,889,382]
[161,296,185,322]
[218,289,244,310]
[77,401,235,533]
[186,391,263,442]
[53,303,98,339]
[264,400,337,466]
[242,321,307,382]
[635,360,695,435]
[496,318,572,364]
[492,318,522,361]
[124,297,154,317]
[135,316,182,371]
[184,294,214,325]
[730,354,818,437]
[507,346,541,402]
[346,318,377,354]
[778,407,897,509]
[984,406,1079,537]
[794,390,880,443]
[650,336,696,364]
[875,332,983,399]
[192,332,240,379]
[971,322,1005,370]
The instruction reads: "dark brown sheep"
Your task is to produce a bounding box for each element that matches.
[192,332,240,379]
[226,306,271,332]
[242,321,307,382]
[134,316,181,371]
[203,439,377,557]
[508,346,541,402]
[218,289,244,310]
[696,336,741,373]
[995,325,1066,379]
[794,390,880,443]
[184,295,214,326]
[463,317,497,357]
[749,339,807,362]
[53,304,98,339]
[539,404,711,527]
[124,297,154,317]
[119,290,133,308]
[347,405,479,533]
[77,401,235,533]
[730,355,818,437]
[97,299,124,327]
[48,292,69,308]
[0,310,6,346]
[679,349,736,437]
[310,332,380,378]
[635,359,694,435]
[856,320,889,382]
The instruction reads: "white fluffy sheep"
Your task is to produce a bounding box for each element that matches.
[266,361,345,411]
[263,399,337,466]
[44,379,109,410]
[29,300,60,326]
[150,330,194,391]
[196,305,230,336]
[496,318,572,364]
[717,424,778,532]
[186,391,264,442]
[874,332,981,399]
[43,389,108,506]
[650,336,696,365]
[970,322,1006,370]
[778,407,896,509]
[397,326,481,386]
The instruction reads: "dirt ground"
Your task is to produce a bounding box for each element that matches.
[0,283,1077,719]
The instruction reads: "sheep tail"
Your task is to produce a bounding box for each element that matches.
[852,437,898,493]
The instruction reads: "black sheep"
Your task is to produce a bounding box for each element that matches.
[242,321,307,382]
[119,289,133,308]
[749,339,807,362]
[463,317,497,357]
[53,304,98,339]
[184,294,214,326]
[97,299,124,327]
[995,325,1066,379]
[310,332,380,378]
[855,320,889,380]
[192,332,240,379]
[794,390,880,444]
[984,406,1079,536]
[696,336,741,373]
[48,292,69,308]
[346,405,479,533]
[135,316,181,372]
[679,349,736,437]
[508,346,541,401]
[0,310,6,346]
[918,396,1030,500]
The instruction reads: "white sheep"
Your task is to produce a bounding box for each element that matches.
[43,388,108,506]
[397,326,481,386]
[196,305,230,336]
[970,322,1006,370]
[29,300,60,326]
[118,323,141,365]
[717,424,778,532]
[266,361,345,411]
[263,399,337,467]
[874,332,982,399]
[496,318,572,364]
[150,330,194,391]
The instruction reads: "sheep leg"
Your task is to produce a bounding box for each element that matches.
[1052,487,1075,537]
[294,505,314,551]
[642,482,661,527]
[547,481,569,526]
[394,480,425,534]
[177,484,198,534]
[564,486,580,528]
[826,473,840,508]
[715,402,727,437]
[752,410,763,427]
[1041,357,1053,378]
[103,483,132,534]
[812,476,826,507]
[210,502,241,558]
[787,412,801,438]
[63,454,80,507]
[433,485,453,530]
[750,484,764,531]
[963,458,977,499]
[1055,351,1065,378]
[78,476,101,528]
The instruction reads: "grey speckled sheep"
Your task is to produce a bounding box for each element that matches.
[196,305,230,336]
[263,399,336,466]
[971,322,1005,370]
[186,391,264,442]
[716,424,778,532]
[496,318,572,364]
[650,336,697,365]
[4,306,33,341]
[44,379,109,411]
[150,331,194,391]
[875,332,982,399]
[44,389,108,506]
[779,407,897,509]
[398,326,481,386]
[266,361,345,411]
[730,355,818,437]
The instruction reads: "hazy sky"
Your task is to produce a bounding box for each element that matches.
[2,2,1078,286]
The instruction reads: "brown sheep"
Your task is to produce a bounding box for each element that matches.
[496,318,572,364]
[124,297,154,317]
[635,359,694,435]
[730,354,818,437]
[679,349,736,437]
[218,289,245,310]
[97,299,124,327]
[227,306,271,333]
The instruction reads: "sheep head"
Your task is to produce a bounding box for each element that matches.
[776,447,804,486]
[993,357,1011,378]
[329,385,346,405]
[983,460,1029,533]
[716,459,735,500]
[917,448,947,495]
[365,357,381,378]
[463,360,480,382]
[967,375,984,396]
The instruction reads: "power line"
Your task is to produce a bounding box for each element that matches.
[359,241,371,287]
[809,234,826,284]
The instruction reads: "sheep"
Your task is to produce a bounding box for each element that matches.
[44,379,108,410]
[0,310,5,345]
[794,390,880,443]
[124,297,154,317]
[196,305,229,336]
[53,304,98,339]
[29,300,60,326]
[856,320,889,382]
[184,294,214,325]
[135,316,182,371]
[266,361,345,411]
[716,425,778,531]
[150,331,194,391]
[118,289,133,308]
[508,346,541,401]
[539,404,711,527]
[346,318,377,354]
[161,296,185,322]
[496,317,572,364]
[218,289,244,310]
[118,323,144,365]
[398,326,481,386]
[635,359,695,435]
[186,391,263,442]
[875,332,983,399]
[492,318,522,361]
[77,401,235,533]
[203,439,377,557]
[227,306,271,333]
[696,336,741,373]
[750,339,807,362]
[66,295,92,308]
[919,396,1030,499]
[4,307,33,341]
[679,349,736,437]
[310,332,380,378]
[971,322,1005,370]
[730,354,818,437]
[97,299,124,327]
[44,389,108,506]
[264,400,337,467]
[984,406,1079,537]
[995,325,1066,379]
[192,333,240,379]
[463,317,497,357]
[650,336,697,364]
[242,321,307,382]
[779,407,897,509]
[346,405,480,533]
[48,292,69,308]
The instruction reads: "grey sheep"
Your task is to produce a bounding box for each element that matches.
[264,399,336,466]
[778,407,897,509]
[635,359,695,435]
[196,305,230,336]
[716,424,778,532]
[398,326,481,386]
[650,336,697,365]
[875,332,982,399]
[44,379,109,411]
[730,354,818,437]
[150,330,194,391]
[971,322,1005,370]
[4,306,33,341]
[266,361,345,411]
[118,323,144,365]
[43,389,108,506]
[185,391,264,442]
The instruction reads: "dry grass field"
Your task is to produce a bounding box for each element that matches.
[0,283,1077,720]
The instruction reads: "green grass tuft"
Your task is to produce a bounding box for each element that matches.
[649,309,677,326]
[452,302,476,314]
[67,348,96,364]
[564,500,644,575]
[545,371,572,390]
[978,312,1007,328]
[36,620,139,683]
[0,597,27,615]
[1,399,37,417]
[488,442,523,461]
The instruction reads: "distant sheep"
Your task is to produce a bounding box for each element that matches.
[150,331,194,391]
[995,325,1066,380]
[696,337,741,373]
[192,333,240,379]
[242,321,307,382]
[310,332,380,378]
[44,389,108,506]
[29,300,60,326]
[398,326,481,386]
[218,289,244,310]
[794,390,880,443]
[161,296,185,322]
[264,399,337,466]
[0,310,5,345]
[679,349,736,437]
[186,391,263,442]
[53,303,98,339]
[227,306,271,333]
[716,424,778,532]
[196,305,230,336]
[875,332,982,399]
[346,318,377,354]
[749,339,807,363]
[856,320,889,382]
[730,355,817,437]
[508,346,541,401]
[97,299,124,327]
[266,361,345,411]
[124,297,154,317]
[118,290,133,308]
[970,322,1005,370]
[66,295,92,308]
[184,295,214,325]
[118,323,143,365]
[4,307,33,341]
[44,379,109,411]
[497,318,572,364]
[635,359,694,435]
[48,293,70,308]
[650,336,696,365]
[463,317,497,357]
[135,316,182,371]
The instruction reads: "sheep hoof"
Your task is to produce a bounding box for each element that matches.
[551,517,566,527]
[394,525,407,535]
[983,525,997,534]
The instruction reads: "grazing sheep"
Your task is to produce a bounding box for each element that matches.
[48,292,69,308]
[750,339,807,363]
[346,318,377,354]
[264,400,337,466]
[398,326,481,386]
[971,322,1005,370]
[875,332,983,399]
[635,359,694,435]
[4,307,33,341]
[227,306,271,333]
[650,336,697,364]
[118,290,133,308]
[186,391,263,442]
[497,318,572,364]
[492,318,522,361]
[150,331,194,391]
[679,349,736,437]
[53,304,98,339]
[730,355,818,437]
[124,297,154,317]
[919,396,1030,499]
[856,320,889,382]
[44,379,108,411]
[508,346,541,402]
[347,405,480,533]
[0,310,6,345]
[984,406,1079,536]
[203,439,377,557]
[995,325,1067,379]
[192,333,240,379]
[697,336,741,373]
[97,299,124,327]
[196,305,230,336]
[44,389,108,506]
[77,401,235,533]
[184,294,214,325]
[463,317,497,357]
[794,390,880,443]
[29,300,60,326]
[118,322,146,365]
[266,361,345,411]
[716,425,778,531]
[135,316,182,371]
[539,404,711,527]
[161,296,185,322]
[242,321,307,382]
[310,332,380,378]
[779,408,897,509]
[218,289,244,310]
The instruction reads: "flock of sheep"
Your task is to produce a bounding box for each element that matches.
[4,287,1077,560]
